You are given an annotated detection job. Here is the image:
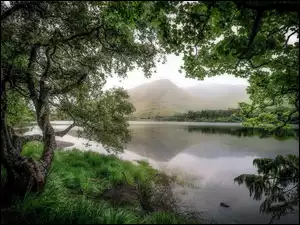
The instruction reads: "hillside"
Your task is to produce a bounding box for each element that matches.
[127,79,249,118]
[183,83,249,109]
[128,79,201,117]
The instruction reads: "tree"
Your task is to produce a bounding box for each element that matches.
[0,1,175,202]
[1,1,299,213]
[160,1,299,130]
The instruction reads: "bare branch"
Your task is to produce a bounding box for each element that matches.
[55,123,75,137]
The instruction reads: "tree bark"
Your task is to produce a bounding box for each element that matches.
[1,73,56,207]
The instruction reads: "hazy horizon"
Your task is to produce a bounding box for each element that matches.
[104,54,249,90]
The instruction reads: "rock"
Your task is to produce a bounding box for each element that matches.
[220,202,230,208]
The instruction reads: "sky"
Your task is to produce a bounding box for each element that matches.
[104,54,249,90]
[104,26,298,91]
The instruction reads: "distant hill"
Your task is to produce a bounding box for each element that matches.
[183,83,250,110]
[127,79,200,117]
[127,79,249,118]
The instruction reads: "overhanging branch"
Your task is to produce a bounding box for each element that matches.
[50,73,88,95]
[55,123,75,137]
[248,59,270,69]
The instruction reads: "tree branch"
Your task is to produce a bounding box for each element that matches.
[54,122,75,137]
[273,108,298,132]
[195,1,215,46]
[239,10,263,59]
[248,59,270,69]
[234,1,300,13]
[12,134,44,150]
[26,44,40,106]
[41,47,53,80]
[39,47,53,100]
[284,30,298,49]
[50,73,88,95]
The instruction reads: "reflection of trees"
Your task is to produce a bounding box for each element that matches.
[186,126,298,140]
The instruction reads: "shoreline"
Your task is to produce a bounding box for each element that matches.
[28,120,299,129]
[24,125,162,170]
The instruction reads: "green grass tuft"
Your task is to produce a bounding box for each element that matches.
[1,142,203,224]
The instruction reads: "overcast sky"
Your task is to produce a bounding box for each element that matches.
[104,29,298,91]
[104,54,249,90]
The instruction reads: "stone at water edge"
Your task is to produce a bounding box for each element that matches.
[220,202,230,208]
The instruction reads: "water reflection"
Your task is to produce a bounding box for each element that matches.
[125,123,299,224]
[43,122,298,224]
[186,126,299,140]
[126,124,299,162]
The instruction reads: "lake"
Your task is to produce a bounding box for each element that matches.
[42,121,300,224]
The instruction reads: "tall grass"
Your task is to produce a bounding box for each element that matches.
[1,142,204,224]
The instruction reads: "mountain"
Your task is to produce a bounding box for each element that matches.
[127,79,250,118]
[127,79,201,117]
[183,83,249,109]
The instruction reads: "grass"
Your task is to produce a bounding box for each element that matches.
[1,142,204,224]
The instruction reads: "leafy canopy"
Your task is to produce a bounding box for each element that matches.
[1,1,175,152]
[159,1,299,131]
[2,1,298,151]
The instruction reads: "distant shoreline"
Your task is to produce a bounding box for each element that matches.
[28,120,299,129]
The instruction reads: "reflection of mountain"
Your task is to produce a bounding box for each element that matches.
[126,125,203,161]
[179,137,299,160]
[67,124,299,162]
[127,124,299,162]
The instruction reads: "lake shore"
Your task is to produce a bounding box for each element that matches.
[1,142,206,224]
[29,120,299,129]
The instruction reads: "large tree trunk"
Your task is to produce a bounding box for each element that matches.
[1,75,56,207]
[1,114,56,207]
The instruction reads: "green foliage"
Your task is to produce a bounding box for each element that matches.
[159,1,299,131]
[1,1,170,153]
[234,155,299,223]
[6,91,35,128]
[59,87,135,153]
[153,109,242,122]
[1,142,203,224]
[2,1,298,151]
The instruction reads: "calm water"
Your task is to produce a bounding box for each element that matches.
[66,122,299,224]
[126,123,299,224]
